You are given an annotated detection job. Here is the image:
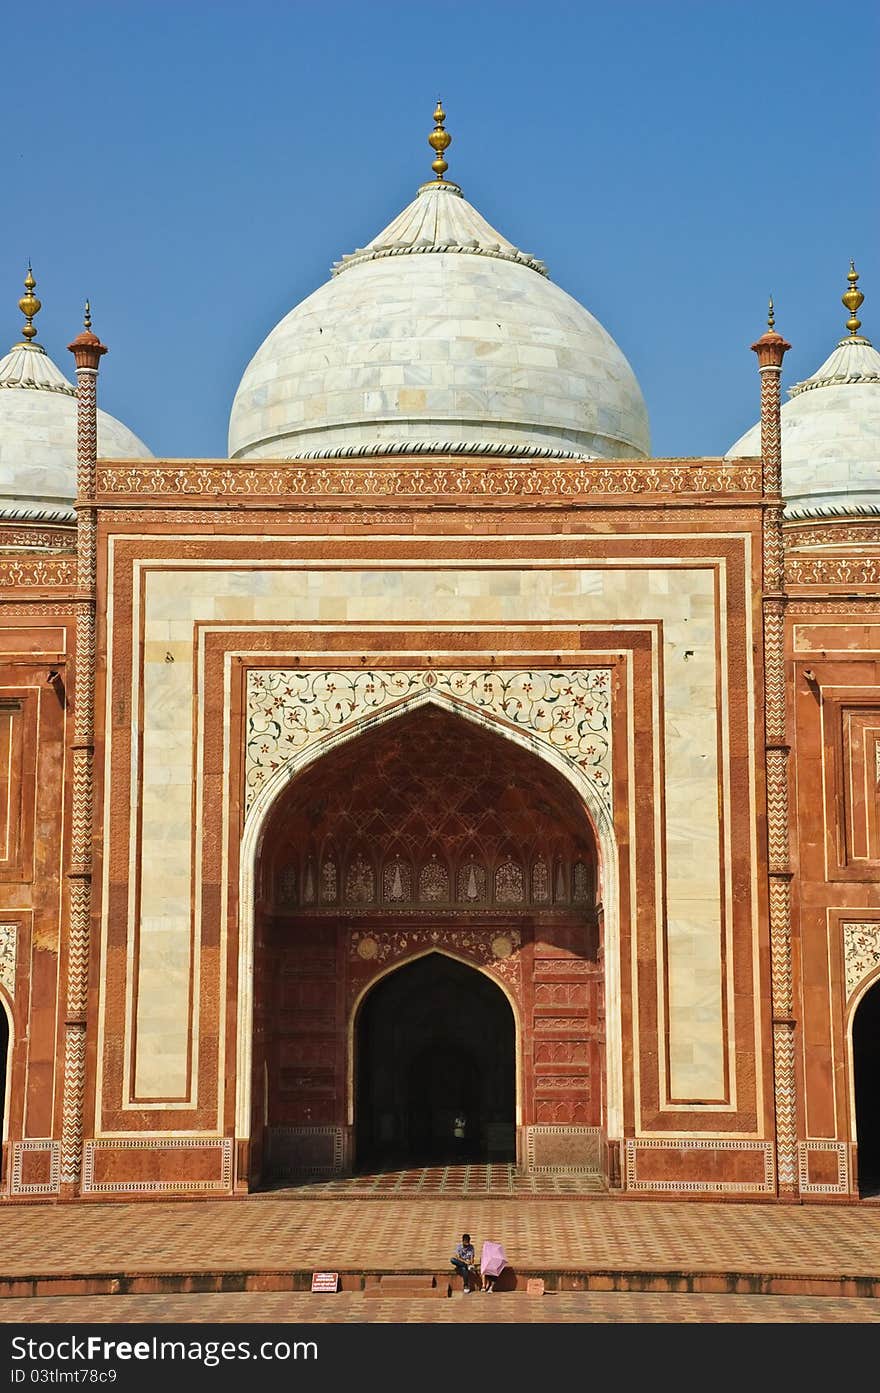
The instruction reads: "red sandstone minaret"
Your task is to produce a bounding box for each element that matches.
[752,302,797,1197]
[60,305,107,1195]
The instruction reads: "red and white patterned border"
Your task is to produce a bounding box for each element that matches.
[81,1137,233,1193]
[797,1141,850,1195]
[624,1137,775,1193]
[10,1140,61,1195]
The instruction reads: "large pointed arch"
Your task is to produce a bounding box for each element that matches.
[236,690,620,1179]
[347,945,524,1131]
[848,967,880,1196]
[351,949,519,1169]
[0,986,12,1164]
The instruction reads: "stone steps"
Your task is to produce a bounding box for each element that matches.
[363,1274,450,1298]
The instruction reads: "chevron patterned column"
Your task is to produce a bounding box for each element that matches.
[751,305,797,1195]
[60,308,107,1193]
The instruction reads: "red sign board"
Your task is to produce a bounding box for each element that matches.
[311,1271,339,1293]
[526,1278,545,1296]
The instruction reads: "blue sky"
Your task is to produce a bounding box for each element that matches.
[2,0,877,459]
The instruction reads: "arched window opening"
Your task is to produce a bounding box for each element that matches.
[854,979,880,1197]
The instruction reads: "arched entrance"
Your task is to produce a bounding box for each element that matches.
[0,994,9,1186]
[853,978,880,1196]
[250,703,603,1186]
[355,953,515,1169]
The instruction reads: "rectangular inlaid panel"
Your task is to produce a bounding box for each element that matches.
[100,528,759,1140]
[81,1139,233,1193]
[625,1138,774,1193]
[0,694,34,881]
[525,1125,602,1171]
[126,560,725,1105]
[841,707,880,864]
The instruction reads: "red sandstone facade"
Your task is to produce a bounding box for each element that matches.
[1,331,878,1203]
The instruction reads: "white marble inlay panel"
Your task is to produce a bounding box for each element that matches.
[246,668,612,816]
[844,921,880,1000]
[0,923,16,996]
[128,558,728,1107]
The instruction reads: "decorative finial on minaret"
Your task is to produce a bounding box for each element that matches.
[767,296,775,331]
[428,99,452,180]
[68,299,107,369]
[18,264,42,344]
[842,260,865,337]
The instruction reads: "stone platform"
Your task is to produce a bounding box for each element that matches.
[3,1174,880,1307]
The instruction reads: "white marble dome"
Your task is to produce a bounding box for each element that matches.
[229,179,650,461]
[726,321,880,520]
[0,339,153,524]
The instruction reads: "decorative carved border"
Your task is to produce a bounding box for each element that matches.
[624,1138,775,1193]
[95,459,762,501]
[525,1125,603,1173]
[797,1141,850,1195]
[349,928,522,997]
[786,520,880,551]
[843,921,880,1001]
[247,668,612,818]
[0,924,16,996]
[265,1126,345,1176]
[786,556,880,587]
[788,600,880,615]
[0,525,74,550]
[10,1140,61,1195]
[0,557,76,589]
[81,1138,234,1193]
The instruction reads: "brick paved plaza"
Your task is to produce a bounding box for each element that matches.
[2,1188,880,1322]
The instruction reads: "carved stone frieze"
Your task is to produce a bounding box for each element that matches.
[786,520,880,551]
[0,557,77,589]
[0,525,74,550]
[786,555,880,587]
[96,459,761,500]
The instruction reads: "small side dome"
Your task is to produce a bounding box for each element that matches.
[0,270,153,525]
[229,107,650,463]
[726,264,880,519]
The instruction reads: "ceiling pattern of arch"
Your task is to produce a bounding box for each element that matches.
[263,705,598,915]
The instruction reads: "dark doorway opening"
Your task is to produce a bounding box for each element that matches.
[355,952,515,1170]
[854,980,880,1197]
[0,1001,8,1175]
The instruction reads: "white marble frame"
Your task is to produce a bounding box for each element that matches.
[236,687,621,1172]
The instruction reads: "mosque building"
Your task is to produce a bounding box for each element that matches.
[1,106,879,1201]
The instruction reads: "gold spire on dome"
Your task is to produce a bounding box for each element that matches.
[767,296,775,331]
[83,300,92,330]
[842,260,865,336]
[18,264,42,344]
[428,99,452,180]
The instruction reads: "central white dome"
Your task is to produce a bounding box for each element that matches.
[229,179,650,461]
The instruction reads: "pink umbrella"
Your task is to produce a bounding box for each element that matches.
[480,1241,507,1277]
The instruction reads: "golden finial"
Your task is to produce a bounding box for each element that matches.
[18,264,42,343]
[768,296,775,332]
[842,260,865,336]
[428,98,452,180]
[83,300,92,331]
